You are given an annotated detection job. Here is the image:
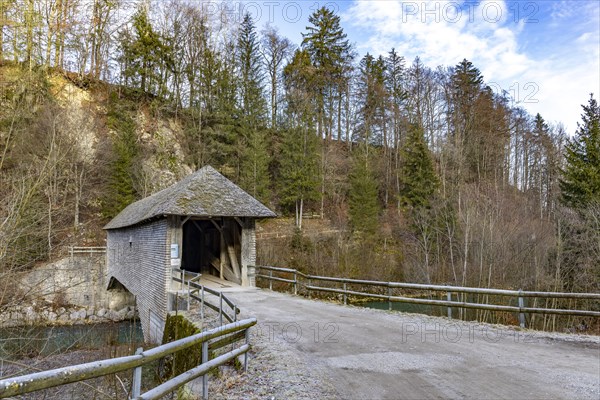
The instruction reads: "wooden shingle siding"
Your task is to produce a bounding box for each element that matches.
[106,219,168,342]
[241,218,256,287]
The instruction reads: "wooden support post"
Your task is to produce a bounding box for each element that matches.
[518,290,526,328]
[219,292,223,326]
[244,328,250,372]
[201,286,205,321]
[294,271,298,295]
[447,292,452,319]
[202,341,209,400]
[131,347,143,398]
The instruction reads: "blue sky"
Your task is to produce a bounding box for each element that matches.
[228,0,600,132]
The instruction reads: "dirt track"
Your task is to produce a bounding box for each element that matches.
[225,288,599,400]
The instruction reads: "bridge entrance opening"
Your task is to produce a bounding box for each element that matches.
[182,220,219,275]
[181,218,242,284]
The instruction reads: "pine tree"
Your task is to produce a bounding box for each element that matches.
[560,94,600,208]
[119,6,170,95]
[102,95,139,218]
[237,13,266,120]
[236,13,270,202]
[356,53,387,146]
[301,6,353,139]
[348,150,380,236]
[399,125,439,208]
[278,125,320,230]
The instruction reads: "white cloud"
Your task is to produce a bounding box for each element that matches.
[342,0,600,132]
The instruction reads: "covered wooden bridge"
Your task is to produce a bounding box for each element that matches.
[104,166,275,342]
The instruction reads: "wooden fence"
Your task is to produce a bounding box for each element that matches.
[256,265,600,328]
[0,318,256,399]
[171,268,240,326]
[1,271,252,399]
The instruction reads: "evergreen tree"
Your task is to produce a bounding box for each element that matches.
[236,13,270,202]
[356,53,387,146]
[279,125,320,230]
[560,94,600,208]
[102,95,139,218]
[399,125,439,208]
[348,150,380,236]
[119,6,170,95]
[237,13,266,120]
[301,6,353,139]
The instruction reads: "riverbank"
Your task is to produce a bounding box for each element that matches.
[0,302,137,328]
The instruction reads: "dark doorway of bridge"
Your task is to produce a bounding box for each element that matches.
[182,219,220,275]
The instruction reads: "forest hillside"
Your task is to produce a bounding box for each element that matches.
[1,1,599,310]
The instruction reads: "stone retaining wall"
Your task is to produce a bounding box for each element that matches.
[5,253,136,327]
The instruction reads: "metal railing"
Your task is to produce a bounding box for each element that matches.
[171,268,240,325]
[0,318,257,399]
[69,246,106,258]
[256,266,600,328]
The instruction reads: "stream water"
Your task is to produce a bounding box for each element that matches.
[0,320,143,360]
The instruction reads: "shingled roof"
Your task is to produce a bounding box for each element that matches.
[104,166,276,230]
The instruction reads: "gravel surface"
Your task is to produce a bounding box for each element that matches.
[215,288,599,400]
[3,290,597,400]
[210,326,339,399]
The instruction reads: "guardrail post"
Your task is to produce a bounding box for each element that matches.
[307,278,311,299]
[447,292,452,319]
[187,279,191,311]
[294,271,298,295]
[244,328,250,372]
[343,282,347,305]
[269,270,273,291]
[131,347,143,399]
[388,286,392,311]
[201,285,205,321]
[202,341,209,400]
[234,305,237,322]
[219,292,223,326]
[518,290,526,328]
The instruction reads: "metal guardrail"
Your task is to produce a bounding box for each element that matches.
[0,318,257,399]
[255,266,600,328]
[171,268,240,326]
[69,246,106,258]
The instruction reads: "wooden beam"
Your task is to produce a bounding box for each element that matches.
[192,220,204,234]
[210,219,223,233]
[210,256,240,284]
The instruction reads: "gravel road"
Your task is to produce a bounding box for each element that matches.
[214,288,599,400]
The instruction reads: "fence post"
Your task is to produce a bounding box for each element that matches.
[447,292,452,319]
[388,286,392,311]
[201,285,205,321]
[518,290,526,328]
[269,270,273,291]
[294,271,298,295]
[244,328,250,372]
[343,282,347,305]
[219,292,223,326]
[234,305,237,322]
[202,341,209,400]
[187,280,190,311]
[131,347,143,398]
[307,278,311,299]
